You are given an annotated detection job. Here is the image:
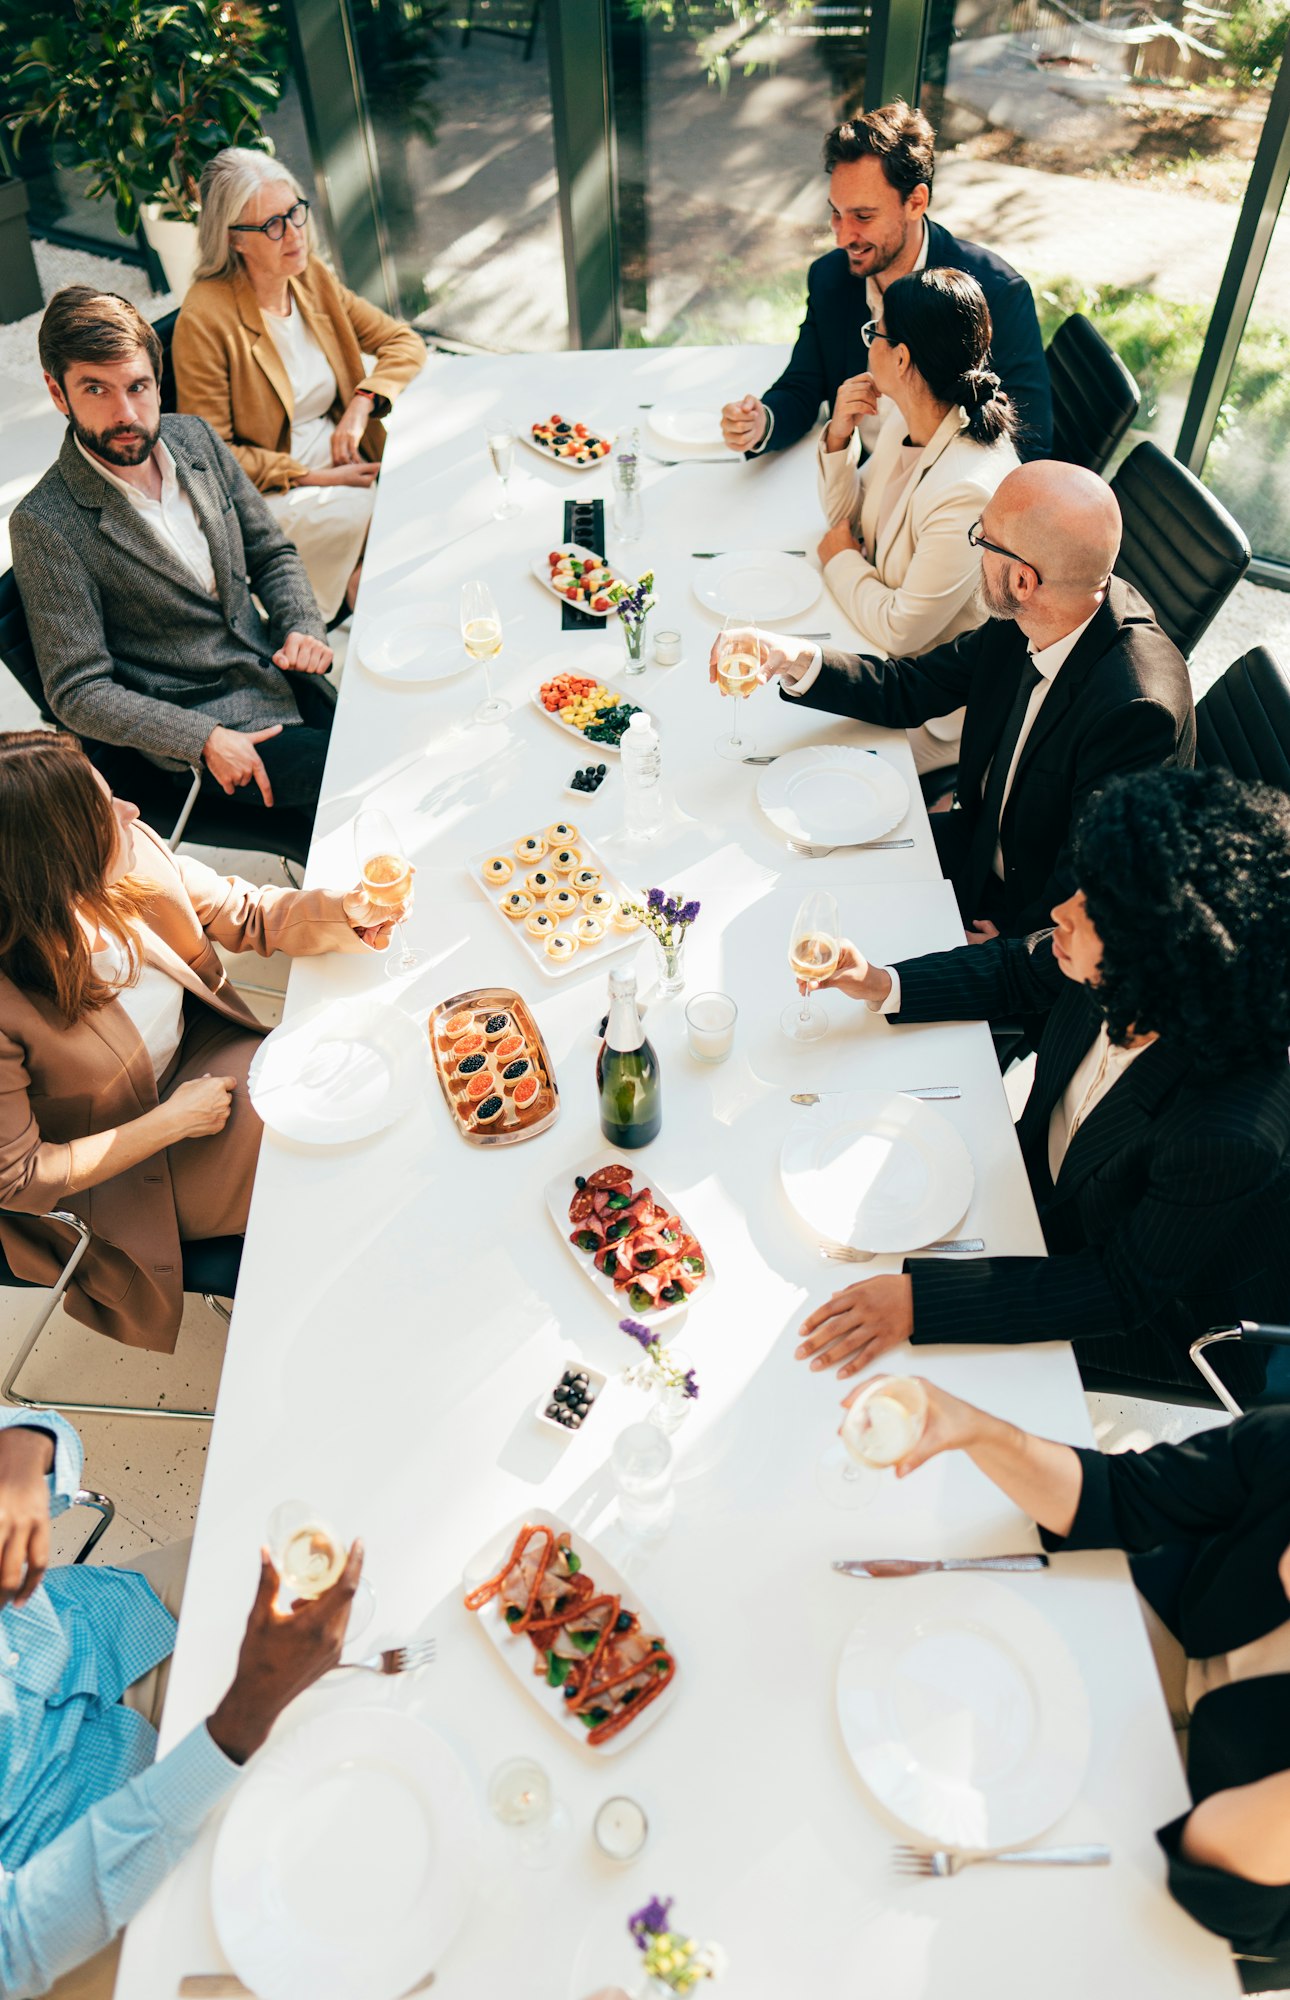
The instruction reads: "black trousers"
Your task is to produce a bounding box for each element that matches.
[192,673,335,825]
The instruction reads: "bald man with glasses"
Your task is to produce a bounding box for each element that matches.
[713,462,1195,945]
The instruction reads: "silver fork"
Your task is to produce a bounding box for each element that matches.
[822,1238,984,1264]
[787,837,915,855]
[793,1087,961,1104]
[339,1638,437,1675]
[894,1843,1110,1878]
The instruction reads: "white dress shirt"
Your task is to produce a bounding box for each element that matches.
[74,436,216,595]
[261,297,340,471]
[89,928,186,1081]
[986,609,1098,878]
[1046,1019,1154,1183]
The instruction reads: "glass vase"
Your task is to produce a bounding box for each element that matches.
[632,1980,677,2000]
[649,1354,694,1435]
[652,934,686,997]
[622,614,648,676]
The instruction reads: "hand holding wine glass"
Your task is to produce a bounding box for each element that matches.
[353,804,423,977]
[460,579,510,722]
[712,616,762,762]
[782,888,841,1042]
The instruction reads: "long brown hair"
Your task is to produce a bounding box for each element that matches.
[0,733,152,1023]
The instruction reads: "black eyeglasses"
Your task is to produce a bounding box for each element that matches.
[229,199,310,242]
[860,316,897,348]
[968,518,1044,587]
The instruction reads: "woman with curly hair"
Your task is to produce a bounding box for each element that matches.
[788,765,1290,1395]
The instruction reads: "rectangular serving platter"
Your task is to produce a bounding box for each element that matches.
[520,419,615,470]
[462,1506,679,1756]
[426,986,559,1146]
[529,542,628,619]
[529,678,654,758]
[542,1146,714,1328]
[466,828,644,982]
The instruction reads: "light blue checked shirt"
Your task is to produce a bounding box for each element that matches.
[0,1409,239,1995]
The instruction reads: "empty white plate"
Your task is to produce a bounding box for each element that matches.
[356,611,469,685]
[757,744,910,847]
[780,1089,974,1251]
[648,403,726,450]
[212,1708,479,2000]
[836,1573,1091,1850]
[692,550,820,623]
[248,998,426,1145]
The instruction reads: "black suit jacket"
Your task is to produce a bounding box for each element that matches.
[889,937,1290,1391]
[1047,1412,1290,1982]
[786,578,1196,936]
[759,221,1053,459]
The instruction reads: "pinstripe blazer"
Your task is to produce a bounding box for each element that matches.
[9,416,326,771]
[890,936,1290,1390]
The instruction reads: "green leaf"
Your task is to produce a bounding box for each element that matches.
[544,1651,572,1688]
[564,1550,581,1574]
[569,1628,599,1654]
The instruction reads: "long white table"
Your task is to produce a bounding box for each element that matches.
[117,348,1236,1999]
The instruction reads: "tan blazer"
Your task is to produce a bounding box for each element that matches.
[817,405,1020,658]
[172,257,426,493]
[0,823,368,1351]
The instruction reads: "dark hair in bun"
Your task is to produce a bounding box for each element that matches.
[878,268,1017,447]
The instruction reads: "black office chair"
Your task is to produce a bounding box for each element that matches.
[152,307,180,415]
[0,1206,239,1423]
[1045,313,1141,476]
[1196,645,1290,790]
[1110,441,1251,659]
[0,567,312,870]
[1190,1321,1290,1417]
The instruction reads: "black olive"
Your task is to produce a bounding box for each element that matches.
[615,1610,633,1632]
[568,1413,583,1428]
[545,1403,561,1419]
[597,763,606,774]
[553,1385,568,1403]
[575,1175,587,1189]
[563,1680,580,1701]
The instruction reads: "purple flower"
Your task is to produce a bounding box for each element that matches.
[680,900,700,925]
[629,1896,674,1947]
[647,887,665,911]
[682,1368,700,1400]
[663,897,679,925]
[620,1317,655,1350]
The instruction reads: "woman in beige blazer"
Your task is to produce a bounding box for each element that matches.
[816,267,1020,775]
[0,733,406,1352]
[173,148,425,622]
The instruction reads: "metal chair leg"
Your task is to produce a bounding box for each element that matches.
[280,857,302,888]
[166,766,204,850]
[72,1489,116,1562]
[204,1295,231,1326]
[1190,1327,1245,1416]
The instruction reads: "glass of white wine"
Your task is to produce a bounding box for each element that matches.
[353,804,422,979]
[782,887,840,1042]
[485,420,520,520]
[713,617,761,762]
[487,1755,570,1870]
[267,1497,374,1638]
[460,579,510,722]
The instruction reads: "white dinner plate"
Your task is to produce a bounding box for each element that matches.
[354,611,470,686]
[248,998,426,1145]
[756,744,910,847]
[692,550,820,622]
[542,1146,713,1326]
[835,1573,1092,1850]
[780,1089,974,1252]
[462,1506,680,1755]
[212,1707,479,2000]
[530,542,630,619]
[647,403,726,450]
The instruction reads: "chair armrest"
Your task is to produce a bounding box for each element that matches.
[1190,1321,1290,1415]
[71,1488,115,1563]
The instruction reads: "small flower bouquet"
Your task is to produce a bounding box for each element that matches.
[629,1895,726,1995]
[621,1319,700,1408]
[622,889,702,996]
[609,571,656,666]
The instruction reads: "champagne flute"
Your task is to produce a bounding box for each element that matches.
[485,420,520,519]
[460,579,510,721]
[353,804,422,979]
[487,1755,570,1869]
[782,888,840,1042]
[267,1497,374,1638]
[713,616,760,762]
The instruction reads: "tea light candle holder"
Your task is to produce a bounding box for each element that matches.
[685,990,737,1064]
[653,629,683,667]
[593,1793,649,1861]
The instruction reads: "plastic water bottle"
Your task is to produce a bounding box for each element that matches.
[612,429,644,542]
[621,710,661,840]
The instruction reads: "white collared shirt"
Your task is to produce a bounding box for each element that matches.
[1046,1019,1154,1182]
[75,436,217,595]
[261,296,339,469]
[987,609,1099,878]
[87,927,186,1082]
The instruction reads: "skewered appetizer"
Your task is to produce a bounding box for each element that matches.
[531,416,612,465]
[547,548,615,613]
[567,1164,708,1313]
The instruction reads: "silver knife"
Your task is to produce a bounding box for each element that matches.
[692,549,807,558]
[793,1087,961,1104]
[833,1555,1048,1577]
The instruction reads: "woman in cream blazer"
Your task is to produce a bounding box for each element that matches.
[0,733,405,1352]
[173,148,425,622]
[817,266,1020,774]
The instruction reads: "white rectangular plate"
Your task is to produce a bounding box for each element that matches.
[462,1506,679,1755]
[529,678,654,758]
[466,831,643,981]
[530,542,630,619]
[520,422,615,470]
[543,1146,714,1326]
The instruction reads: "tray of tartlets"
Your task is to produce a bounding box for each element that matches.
[469,820,643,981]
[427,986,559,1145]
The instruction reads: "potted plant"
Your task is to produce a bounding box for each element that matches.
[8,0,286,295]
[0,128,41,325]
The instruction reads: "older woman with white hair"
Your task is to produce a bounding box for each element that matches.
[172,147,425,622]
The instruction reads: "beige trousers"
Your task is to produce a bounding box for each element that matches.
[46,1538,192,2000]
[263,480,374,623]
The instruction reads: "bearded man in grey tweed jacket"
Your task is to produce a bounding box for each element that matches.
[11,286,337,822]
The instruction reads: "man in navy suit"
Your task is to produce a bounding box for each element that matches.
[721,102,1052,462]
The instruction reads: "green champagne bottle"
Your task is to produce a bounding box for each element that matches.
[597,967,662,1147]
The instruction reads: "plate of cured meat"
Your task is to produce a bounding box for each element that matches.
[462,1511,678,1753]
[543,1155,711,1324]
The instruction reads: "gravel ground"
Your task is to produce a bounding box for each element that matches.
[0,238,174,384]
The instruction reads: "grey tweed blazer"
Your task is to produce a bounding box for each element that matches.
[10,414,326,769]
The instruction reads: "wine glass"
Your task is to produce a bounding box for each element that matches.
[353,805,422,978]
[713,617,760,761]
[487,1755,570,1869]
[816,1378,927,1509]
[782,888,840,1041]
[266,1497,375,1638]
[485,420,520,520]
[460,579,510,722]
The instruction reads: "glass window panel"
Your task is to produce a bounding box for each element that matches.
[349,0,569,347]
[609,0,870,345]
[920,2,1284,459]
[1201,205,1290,564]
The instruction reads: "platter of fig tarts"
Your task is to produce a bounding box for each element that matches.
[427,987,558,1146]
